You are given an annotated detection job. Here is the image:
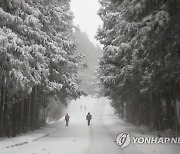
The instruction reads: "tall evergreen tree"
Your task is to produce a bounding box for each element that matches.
[97,0,180,132]
[0,0,82,137]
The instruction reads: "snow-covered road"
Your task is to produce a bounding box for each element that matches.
[1,96,180,154]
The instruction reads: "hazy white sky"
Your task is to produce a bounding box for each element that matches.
[70,0,102,44]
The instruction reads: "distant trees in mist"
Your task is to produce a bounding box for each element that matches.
[74,28,102,95]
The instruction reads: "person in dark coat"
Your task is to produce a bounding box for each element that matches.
[65,113,70,126]
[86,112,92,126]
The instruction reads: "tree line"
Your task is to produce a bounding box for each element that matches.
[0,0,82,137]
[74,28,102,95]
[97,0,180,133]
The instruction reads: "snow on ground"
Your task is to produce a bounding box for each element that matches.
[102,99,180,154]
[0,95,180,154]
[0,116,64,150]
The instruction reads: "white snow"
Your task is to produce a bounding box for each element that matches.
[0,95,180,154]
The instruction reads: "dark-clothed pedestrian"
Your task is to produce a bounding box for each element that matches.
[65,113,70,126]
[86,112,92,126]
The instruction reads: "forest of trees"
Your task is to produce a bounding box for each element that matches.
[97,0,180,133]
[0,0,82,137]
[74,28,102,95]
[1,0,180,138]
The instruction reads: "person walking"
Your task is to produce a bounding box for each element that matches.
[86,112,92,126]
[65,113,70,126]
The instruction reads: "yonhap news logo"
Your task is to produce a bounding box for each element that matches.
[116,132,180,149]
[116,132,131,148]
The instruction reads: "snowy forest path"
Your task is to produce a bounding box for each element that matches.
[1,96,180,154]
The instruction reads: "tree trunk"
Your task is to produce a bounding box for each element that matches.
[0,75,6,137]
[30,86,37,131]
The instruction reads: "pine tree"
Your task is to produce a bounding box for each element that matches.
[0,0,82,137]
[97,0,180,132]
